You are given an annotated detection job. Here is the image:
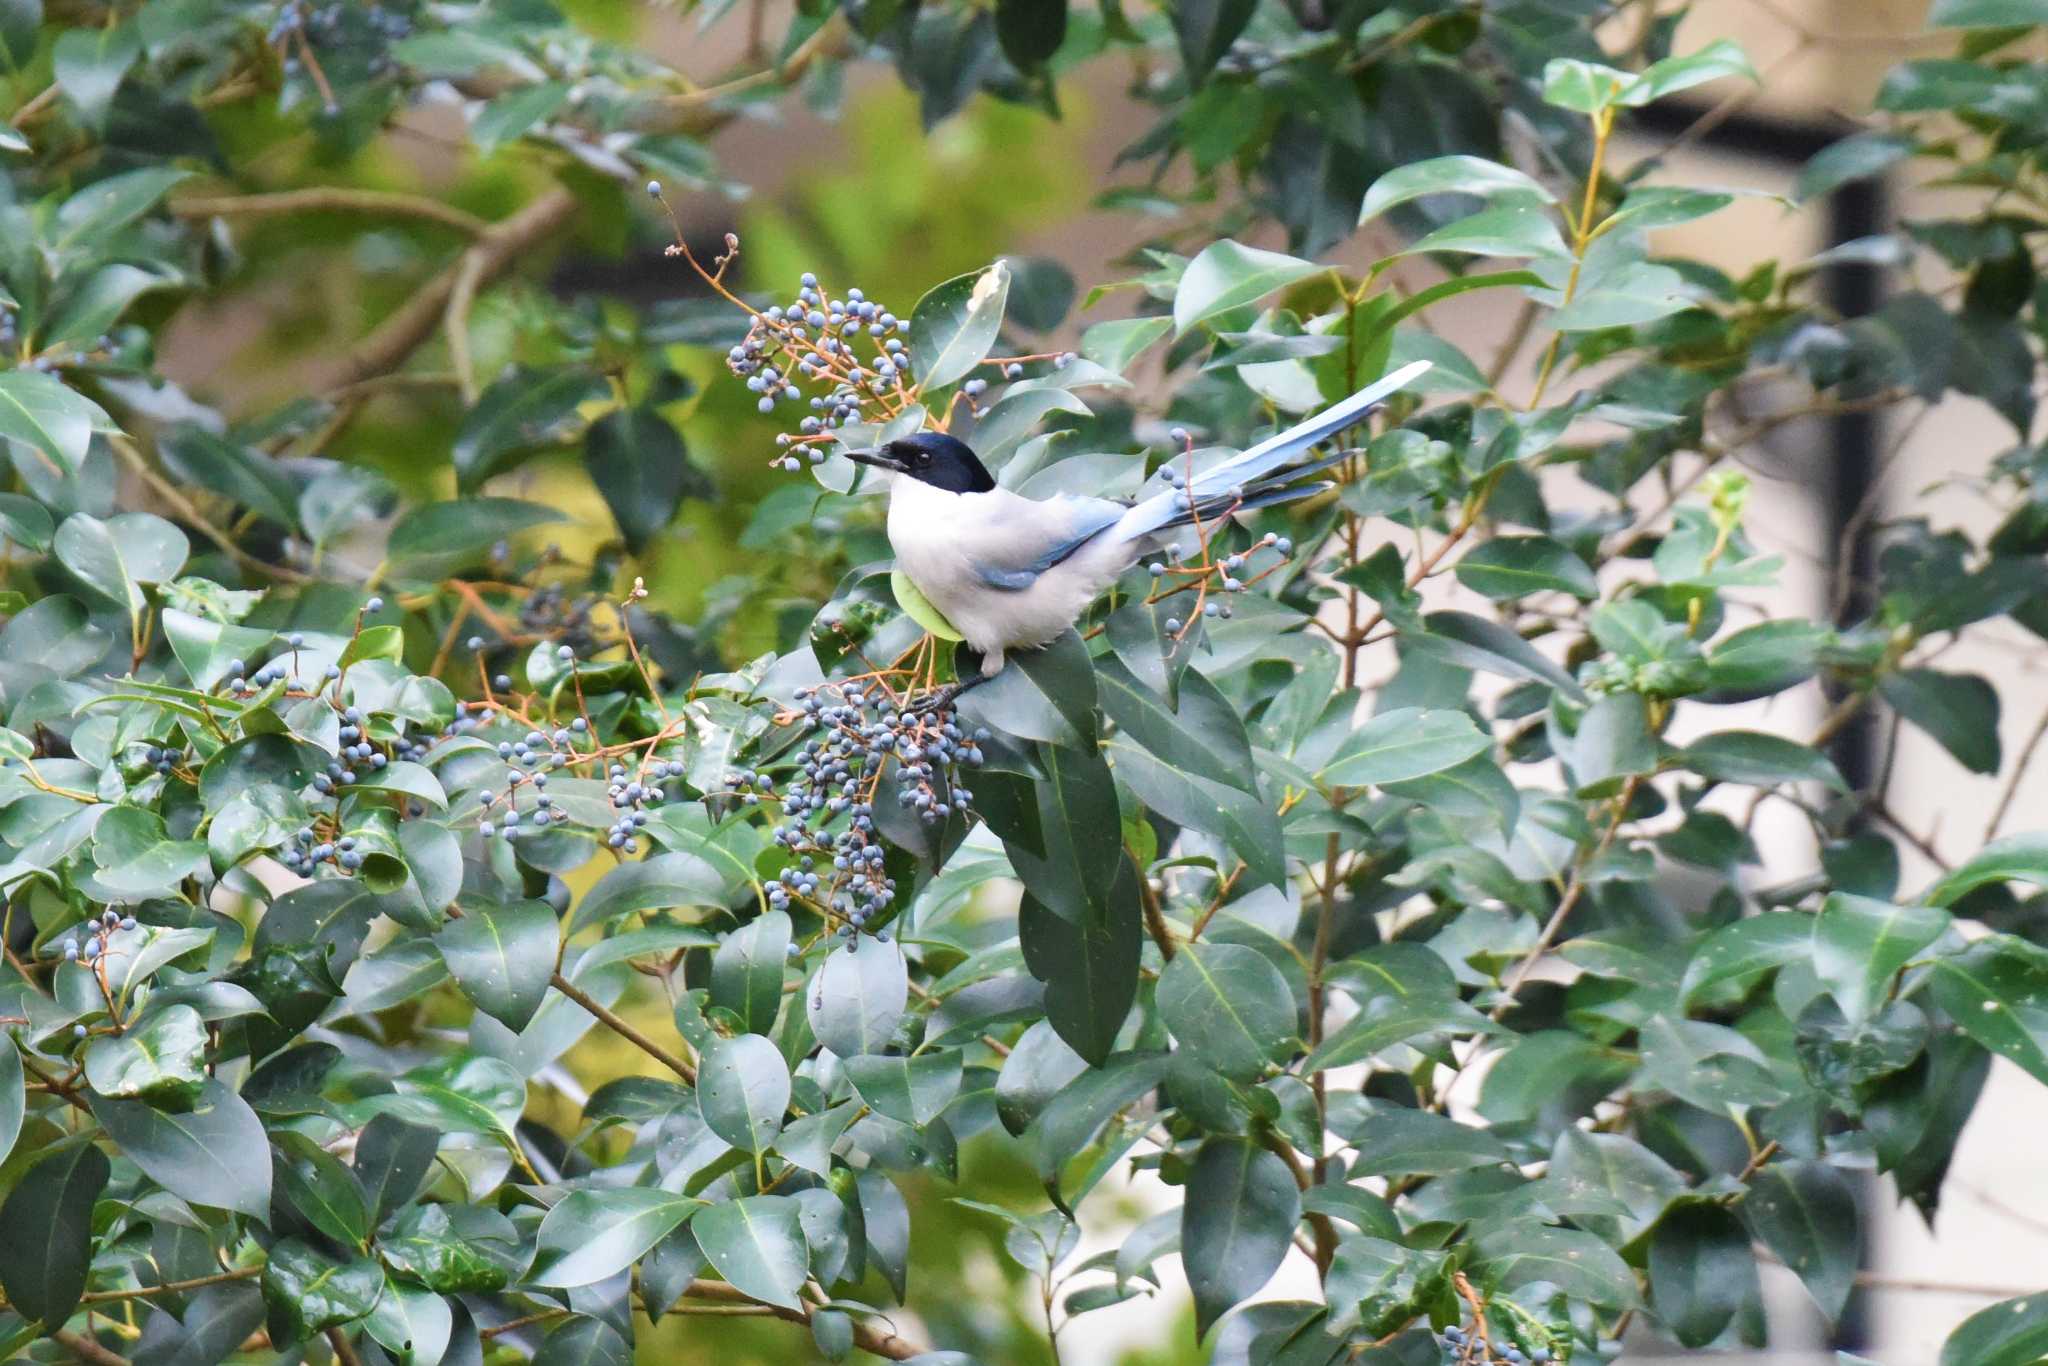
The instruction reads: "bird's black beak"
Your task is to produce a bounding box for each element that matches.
[843,446,909,474]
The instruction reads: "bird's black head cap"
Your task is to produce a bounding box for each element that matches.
[873,432,996,493]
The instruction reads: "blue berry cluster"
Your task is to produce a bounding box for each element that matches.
[721,272,915,470]
[142,744,186,777]
[1148,529,1293,636]
[282,828,366,875]
[310,705,390,794]
[734,682,986,942]
[59,909,139,965]
[1436,1326,1551,1366]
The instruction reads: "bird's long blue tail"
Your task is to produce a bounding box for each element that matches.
[1113,360,1431,545]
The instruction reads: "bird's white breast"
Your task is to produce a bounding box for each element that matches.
[886,479,1132,669]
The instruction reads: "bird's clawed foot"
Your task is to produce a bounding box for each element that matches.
[905,671,993,716]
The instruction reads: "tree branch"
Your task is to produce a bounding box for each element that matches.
[335,187,578,390]
[550,970,697,1083]
[172,188,488,237]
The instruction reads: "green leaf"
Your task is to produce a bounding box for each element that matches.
[1542,1128,1685,1247]
[1080,315,1172,375]
[1410,610,1585,699]
[1541,57,1633,113]
[697,1033,790,1154]
[1019,874,1141,1067]
[1639,1016,1793,1109]
[1927,0,2048,26]
[0,1142,108,1330]
[386,498,564,577]
[1679,913,1811,1008]
[472,79,570,152]
[1941,1294,2048,1366]
[1304,994,1499,1073]
[355,1115,440,1225]
[162,608,276,691]
[1181,1136,1300,1338]
[1879,668,2001,774]
[1926,936,2048,1085]
[261,1239,385,1345]
[1156,941,1294,1081]
[46,260,180,347]
[1170,0,1254,87]
[530,1189,699,1288]
[892,570,963,641]
[807,938,908,1057]
[1344,1109,1512,1177]
[1648,1204,1759,1347]
[1681,730,1846,791]
[1798,132,1918,203]
[53,167,190,252]
[453,366,605,490]
[1571,691,1657,795]
[378,1204,523,1293]
[0,1041,19,1167]
[911,262,1012,390]
[83,1002,208,1105]
[710,910,789,1034]
[585,405,707,554]
[692,1195,808,1311]
[845,1049,965,1127]
[52,21,139,127]
[1924,833,2048,906]
[1453,535,1596,600]
[1360,155,1556,227]
[436,900,557,1032]
[1617,39,1758,106]
[55,511,188,617]
[275,1130,372,1250]
[90,1078,272,1217]
[1471,1224,1636,1308]
[1173,240,1321,336]
[1320,707,1490,787]
[994,0,1066,70]
[1811,893,1950,1025]
[1744,1160,1859,1321]
[1398,206,1570,261]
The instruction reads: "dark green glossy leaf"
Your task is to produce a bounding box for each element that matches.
[90,1078,271,1217]
[0,1142,108,1330]
[1174,240,1320,334]
[710,910,789,1034]
[436,900,557,1032]
[261,1239,384,1345]
[1453,535,1596,600]
[697,1032,790,1154]
[807,937,908,1058]
[530,1189,699,1288]
[1182,1136,1300,1338]
[692,1195,808,1310]
[911,263,1011,390]
[1157,941,1294,1081]
[1744,1160,1859,1321]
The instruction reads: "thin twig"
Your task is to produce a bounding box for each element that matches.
[80,1266,263,1304]
[54,1330,129,1366]
[1985,704,2048,841]
[550,970,697,1083]
[1491,776,1639,1019]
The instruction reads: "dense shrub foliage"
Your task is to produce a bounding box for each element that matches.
[6,2,2048,1365]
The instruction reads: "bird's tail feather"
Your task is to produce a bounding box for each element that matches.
[1112,360,1430,546]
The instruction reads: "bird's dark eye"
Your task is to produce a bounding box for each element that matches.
[915,451,931,464]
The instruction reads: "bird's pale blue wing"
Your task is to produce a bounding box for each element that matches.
[965,494,1127,592]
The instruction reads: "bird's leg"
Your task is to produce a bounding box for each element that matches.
[905,671,994,715]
